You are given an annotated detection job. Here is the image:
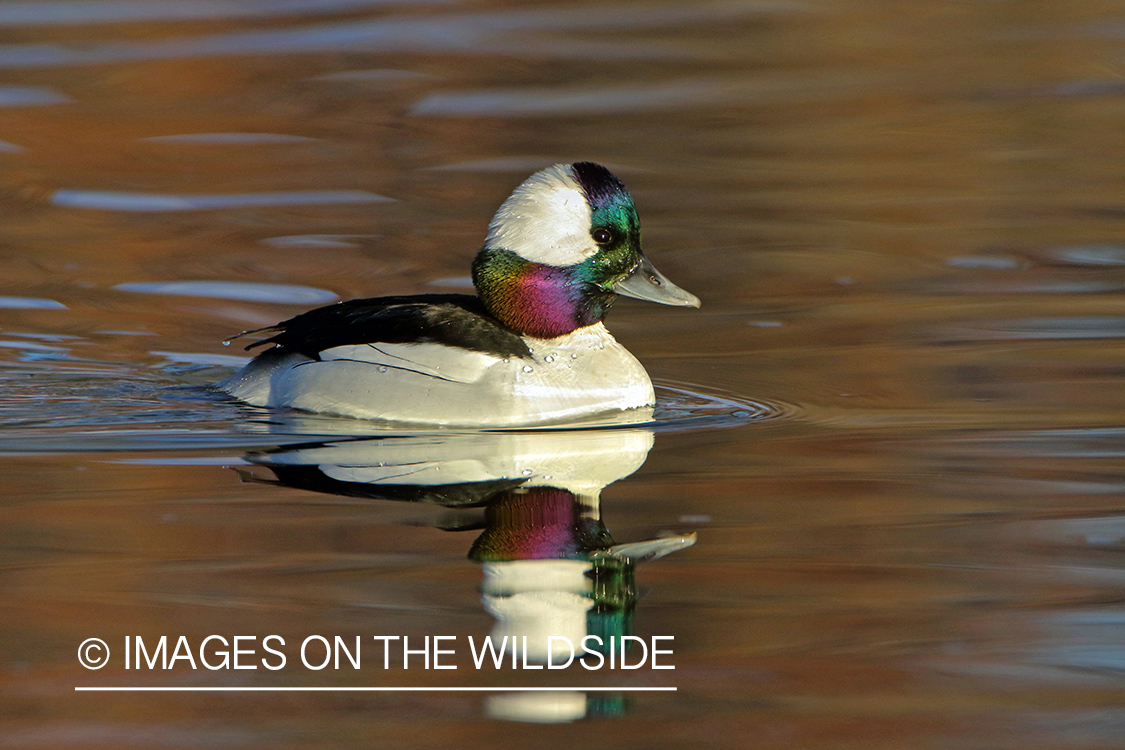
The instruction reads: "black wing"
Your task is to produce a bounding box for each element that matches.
[252,461,526,507]
[232,294,532,360]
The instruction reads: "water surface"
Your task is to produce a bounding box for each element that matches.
[2,1,1124,747]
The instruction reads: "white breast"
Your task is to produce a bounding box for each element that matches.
[218,323,655,427]
[513,323,655,423]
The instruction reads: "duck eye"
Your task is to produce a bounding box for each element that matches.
[592,227,614,245]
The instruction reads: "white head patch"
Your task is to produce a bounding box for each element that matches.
[485,164,599,267]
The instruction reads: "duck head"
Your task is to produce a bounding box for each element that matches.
[472,162,700,339]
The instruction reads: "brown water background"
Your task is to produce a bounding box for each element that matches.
[2,1,1124,747]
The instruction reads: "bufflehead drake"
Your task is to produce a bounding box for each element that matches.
[219,162,699,426]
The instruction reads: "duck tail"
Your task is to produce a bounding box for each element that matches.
[223,325,284,351]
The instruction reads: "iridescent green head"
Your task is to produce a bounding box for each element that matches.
[472,162,699,339]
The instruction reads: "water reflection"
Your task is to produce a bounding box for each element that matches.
[243,426,693,723]
[0,0,440,27]
[52,188,392,212]
[0,2,785,68]
[411,79,738,117]
[115,281,338,304]
[1049,245,1125,267]
[141,133,321,145]
[0,84,69,106]
[0,296,67,309]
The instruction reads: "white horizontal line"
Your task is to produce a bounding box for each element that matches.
[76,686,676,692]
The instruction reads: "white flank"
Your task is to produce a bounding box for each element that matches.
[217,324,655,427]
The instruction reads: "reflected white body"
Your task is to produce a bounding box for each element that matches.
[486,691,587,724]
[219,322,654,427]
[258,427,655,496]
[481,560,594,663]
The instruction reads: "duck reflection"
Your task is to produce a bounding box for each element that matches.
[241,426,692,723]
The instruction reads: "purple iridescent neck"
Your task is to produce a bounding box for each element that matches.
[468,487,609,561]
[472,250,614,339]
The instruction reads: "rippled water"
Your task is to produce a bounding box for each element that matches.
[2,1,1124,747]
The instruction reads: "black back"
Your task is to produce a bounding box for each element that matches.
[241,294,532,360]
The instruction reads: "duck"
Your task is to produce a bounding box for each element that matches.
[218,161,699,426]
